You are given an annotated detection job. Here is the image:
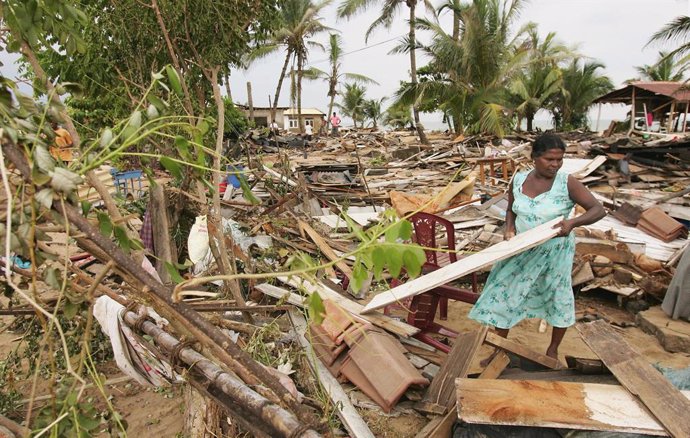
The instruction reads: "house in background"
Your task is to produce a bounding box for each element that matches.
[236,104,326,132]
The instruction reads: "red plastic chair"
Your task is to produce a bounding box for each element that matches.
[386,212,479,353]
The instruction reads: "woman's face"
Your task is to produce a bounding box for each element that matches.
[533,148,564,178]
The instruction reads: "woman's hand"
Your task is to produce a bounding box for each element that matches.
[553,219,575,237]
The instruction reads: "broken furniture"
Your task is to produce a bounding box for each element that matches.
[386,212,479,352]
[475,157,515,186]
[110,168,145,200]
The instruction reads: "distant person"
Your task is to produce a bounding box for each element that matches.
[330,112,341,136]
[304,123,313,141]
[318,115,327,136]
[269,120,279,136]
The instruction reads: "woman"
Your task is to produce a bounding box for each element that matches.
[469,133,605,360]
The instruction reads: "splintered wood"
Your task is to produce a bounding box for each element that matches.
[577,320,690,438]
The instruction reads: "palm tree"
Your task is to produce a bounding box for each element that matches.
[509,28,574,131]
[338,0,433,144]
[364,97,386,128]
[336,83,367,128]
[384,102,413,129]
[648,16,690,60]
[304,34,378,130]
[551,59,614,130]
[256,0,332,132]
[633,51,688,82]
[397,0,530,136]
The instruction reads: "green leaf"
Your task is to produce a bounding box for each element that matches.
[128,110,142,129]
[146,104,159,119]
[403,248,424,279]
[50,168,83,194]
[160,156,182,179]
[147,94,167,112]
[63,300,79,320]
[174,136,190,160]
[197,120,210,136]
[351,262,367,293]
[164,262,184,284]
[386,248,403,278]
[307,292,326,325]
[99,128,113,148]
[113,226,130,253]
[35,188,54,209]
[165,65,183,96]
[43,267,61,290]
[97,212,113,237]
[31,166,51,185]
[398,220,413,241]
[81,201,92,217]
[372,247,386,280]
[34,146,55,172]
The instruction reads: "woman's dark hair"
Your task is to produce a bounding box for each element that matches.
[531,132,566,158]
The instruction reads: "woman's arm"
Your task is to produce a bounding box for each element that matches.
[554,175,606,236]
[504,177,516,240]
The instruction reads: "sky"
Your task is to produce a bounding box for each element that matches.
[2,0,688,129]
[229,0,690,129]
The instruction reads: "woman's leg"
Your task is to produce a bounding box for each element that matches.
[546,326,567,359]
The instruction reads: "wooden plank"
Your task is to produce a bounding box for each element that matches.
[362,217,563,313]
[484,332,561,369]
[262,164,298,187]
[289,310,376,438]
[456,378,690,436]
[150,184,177,283]
[479,351,510,379]
[254,283,307,307]
[277,276,419,337]
[418,327,489,414]
[577,320,690,438]
[298,220,353,280]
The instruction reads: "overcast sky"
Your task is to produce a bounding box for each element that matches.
[2,0,688,128]
[230,0,690,127]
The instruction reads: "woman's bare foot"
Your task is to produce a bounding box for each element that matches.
[545,346,558,359]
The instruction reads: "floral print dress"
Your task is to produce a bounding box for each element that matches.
[468,170,576,329]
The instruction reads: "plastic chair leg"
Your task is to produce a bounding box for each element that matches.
[439,297,448,320]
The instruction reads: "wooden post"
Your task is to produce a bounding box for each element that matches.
[151,183,177,283]
[668,101,676,132]
[684,102,688,133]
[246,81,255,123]
[595,102,602,132]
[629,87,636,134]
[642,103,650,130]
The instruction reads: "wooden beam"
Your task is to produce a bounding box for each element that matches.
[150,183,177,283]
[362,217,563,313]
[479,351,510,379]
[456,378,690,436]
[577,320,690,438]
[484,332,561,369]
[254,283,307,307]
[289,310,376,438]
[298,220,353,280]
[417,327,489,415]
[278,276,419,337]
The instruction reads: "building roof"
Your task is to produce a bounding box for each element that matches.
[284,108,326,116]
[234,103,288,111]
[594,81,690,104]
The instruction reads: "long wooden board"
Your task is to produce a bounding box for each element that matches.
[277,276,419,337]
[456,379,690,436]
[484,332,562,369]
[298,220,353,279]
[362,217,563,313]
[289,310,375,438]
[577,320,690,437]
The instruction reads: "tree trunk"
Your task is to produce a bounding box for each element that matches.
[297,51,304,134]
[452,0,460,42]
[272,51,292,124]
[224,72,233,101]
[327,94,335,130]
[408,0,429,145]
[526,113,534,131]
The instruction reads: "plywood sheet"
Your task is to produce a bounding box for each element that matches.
[362,217,563,313]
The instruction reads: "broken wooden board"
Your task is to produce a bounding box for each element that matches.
[456,379,690,436]
[575,237,634,264]
[362,217,563,313]
[479,351,510,379]
[417,327,489,415]
[289,310,375,438]
[298,220,353,280]
[484,332,561,369]
[254,283,307,307]
[277,276,419,337]
[577,320,690,438]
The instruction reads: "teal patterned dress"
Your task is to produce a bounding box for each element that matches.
[468,170,576,329]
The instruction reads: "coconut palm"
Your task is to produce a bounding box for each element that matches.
[338,0,433,144]
[551,59,614,130]
[383,102,413,129]
[509,28,574,131]
[633,51,688,82]
[336,83,367,128]
[648,16,690,60]
[397,0,530,136]
[254,0,332,132]
[364,97,386,128]
[304,34,378,129]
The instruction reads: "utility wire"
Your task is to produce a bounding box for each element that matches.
[305,33,407,67]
